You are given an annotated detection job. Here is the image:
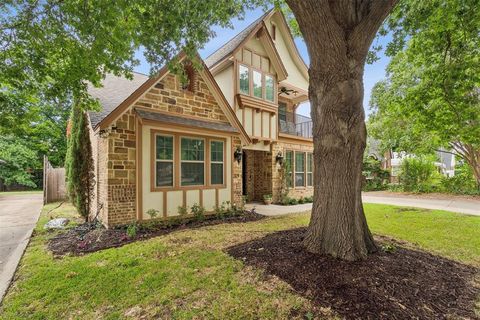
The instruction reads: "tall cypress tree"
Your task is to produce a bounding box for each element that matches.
[66,104,95,221]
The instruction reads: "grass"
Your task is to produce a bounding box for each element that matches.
[0,203,479,319]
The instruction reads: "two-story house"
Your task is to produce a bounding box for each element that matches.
[87,8,314,227]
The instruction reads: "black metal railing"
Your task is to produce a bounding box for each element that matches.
[278,111,313,138]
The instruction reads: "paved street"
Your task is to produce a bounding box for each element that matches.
[0,193,42,302]
[247,192,480,216]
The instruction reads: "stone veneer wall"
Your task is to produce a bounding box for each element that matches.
[231,136,243,206]
[133,73,230,123]
[244,149,273,201]
[271,141,314,203]
[89,121,109,224]
[106,109,137,226]
[97,71,242,227]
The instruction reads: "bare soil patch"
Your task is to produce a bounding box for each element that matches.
[48,211,264,256]
[227,228,480,319]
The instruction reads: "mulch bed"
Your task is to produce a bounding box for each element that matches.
[227,228,480,319]
[48,211,264,256]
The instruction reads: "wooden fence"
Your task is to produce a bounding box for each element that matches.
[43,156,66,204]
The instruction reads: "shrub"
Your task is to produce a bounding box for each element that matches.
[399,156,439,192]
[66,104,95,221]
[177,205,188,216]
[362,156,390,191]
[288,198,298,205]
[440,163,479,195]
[304,196,313,203]
[126,222,137,238]
[298,197,305,204]
[214,201,229,218]
[191,203,205,221]
[146,209,159,219]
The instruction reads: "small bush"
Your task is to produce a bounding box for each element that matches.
[288,198,298,205]
[191,203,205,221]
[304,196,313,203]
[387,183,404,192]
[399,156,440,193]
[440,164,479,195]
[146,209,159,219]
[126,222,137,238]
[362,156,390,191]
[177,205,188,216]
[298,197,305,204]
[281,196,291,206]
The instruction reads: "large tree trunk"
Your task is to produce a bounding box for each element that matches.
[286,0,397,260]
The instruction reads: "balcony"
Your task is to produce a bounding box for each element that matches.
[278,111,313,138]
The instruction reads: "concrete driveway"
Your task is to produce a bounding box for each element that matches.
[247,192,480,217]
[362,192,480,216]
[0,192,42,302]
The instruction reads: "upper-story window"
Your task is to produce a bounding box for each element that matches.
[271,24,276,41]
[265,75,274,101]
[239,65,249,95]
[238,63,276,103]
[253,70,262,98]
[238,49,276,103]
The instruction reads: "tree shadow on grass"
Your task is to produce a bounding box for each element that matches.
[227,228,479,319]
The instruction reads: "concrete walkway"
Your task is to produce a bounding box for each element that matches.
[0,193,43,303]
[247,192,480,217]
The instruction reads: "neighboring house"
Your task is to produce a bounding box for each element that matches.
[87,9,314,227]
[383,150,456,183]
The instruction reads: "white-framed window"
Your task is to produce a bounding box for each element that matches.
[239,64,250,95]
[307,153,313,187]
[180,137,205,186]
[295,152,305,187]
[155,134,174,187]
[210,140,224,185]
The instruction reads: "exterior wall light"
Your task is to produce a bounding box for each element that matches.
[234,148,243,164]
[275,151,284,165]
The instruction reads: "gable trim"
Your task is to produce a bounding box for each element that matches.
[95,51,251,145]
[94,53,184,131]
[271,10,309,80]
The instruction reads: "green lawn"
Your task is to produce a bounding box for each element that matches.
[1,203,479,319]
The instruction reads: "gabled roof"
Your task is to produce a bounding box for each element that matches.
[87,52,251,144]
[88,72,149,128]
[205,9,274,69]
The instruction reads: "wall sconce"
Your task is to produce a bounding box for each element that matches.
[234,148,243,164]
[275,151,284,165]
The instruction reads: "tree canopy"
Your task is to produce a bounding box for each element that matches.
[369,0,480,186]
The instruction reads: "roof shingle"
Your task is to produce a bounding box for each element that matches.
[204,9,273,68]
[88,72,149,128]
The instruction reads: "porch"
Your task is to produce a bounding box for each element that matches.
[278,111,313,138]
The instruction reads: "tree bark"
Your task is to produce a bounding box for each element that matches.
[286,0,397,260]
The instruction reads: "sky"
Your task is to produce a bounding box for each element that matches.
[134,7,391,118]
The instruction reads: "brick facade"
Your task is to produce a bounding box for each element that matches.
[244,149,273,201]
[242,140,313,204]
[231,136,244,206]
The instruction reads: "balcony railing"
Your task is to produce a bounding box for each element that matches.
[278,111,313,138]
